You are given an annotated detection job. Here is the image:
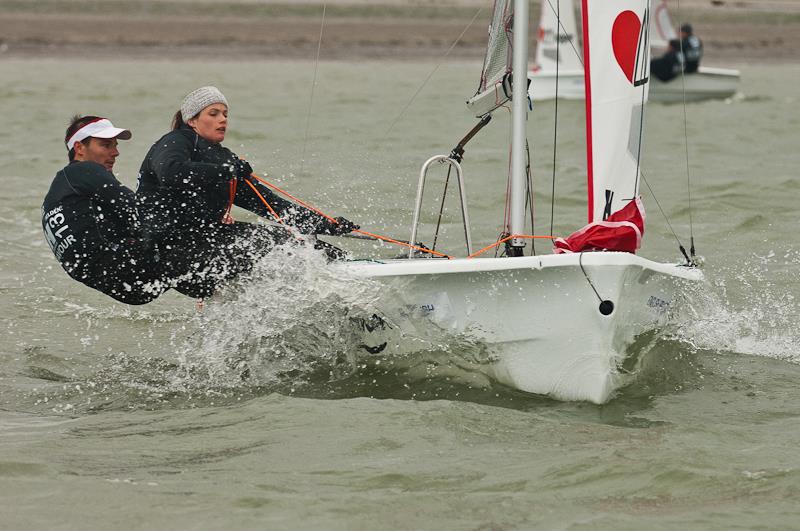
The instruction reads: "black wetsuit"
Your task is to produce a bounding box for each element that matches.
[42,161,166,305]
[681,35,703,73]
[652,35,703,82]
[136,124,346,298]
[651,49,681,82]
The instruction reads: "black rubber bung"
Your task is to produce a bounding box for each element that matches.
[599,300,615,316]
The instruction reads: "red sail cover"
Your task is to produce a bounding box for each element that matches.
[554,197,645,254]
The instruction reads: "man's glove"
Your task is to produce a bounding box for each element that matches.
[318,216,359,236]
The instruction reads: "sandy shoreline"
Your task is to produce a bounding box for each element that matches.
[1,0,799,63]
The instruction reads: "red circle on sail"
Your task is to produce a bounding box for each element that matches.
[612,10,642,83]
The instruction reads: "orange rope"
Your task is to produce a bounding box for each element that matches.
[243,178,283,223]
[250,173,337,223]
[245,173,556,260]
[221,178,237,223]
[355,229,452,259]
[247,172,451,259]
[467,234,555,259]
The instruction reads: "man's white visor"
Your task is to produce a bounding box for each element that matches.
[66,118,132,150]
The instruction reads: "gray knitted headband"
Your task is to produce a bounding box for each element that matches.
[180,86,228,122]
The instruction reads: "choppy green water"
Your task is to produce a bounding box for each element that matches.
[1,58,800,529]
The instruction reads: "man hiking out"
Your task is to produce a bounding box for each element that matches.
[42,115,167,304]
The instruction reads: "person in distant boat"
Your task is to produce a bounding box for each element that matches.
[42,116,167,305]
[650,39,683,82]
[679,23,703,73]
[136,86,358,299]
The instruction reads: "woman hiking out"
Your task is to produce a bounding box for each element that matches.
[136,86,358,299]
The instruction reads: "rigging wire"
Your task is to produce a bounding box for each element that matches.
[300,2,327,173]
[578,252,614,315]
[525,140,536,255]
[543,0,584,67]
[578,252,603,303]
[431,166,452,253]
[429,116,492,255]
[674,0,696,258]
[382,6,484,139]
[639,171,692,263]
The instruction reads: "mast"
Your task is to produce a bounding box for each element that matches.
[508,0,529,255]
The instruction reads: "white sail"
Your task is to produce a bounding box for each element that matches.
[466,0,513,117]
[582,0,651,223]
[534,0,583,71]
[650,0,677,49]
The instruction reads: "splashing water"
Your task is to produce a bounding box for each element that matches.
[666,250,800,364]
[16,240,800,416]
[170,241,388,390]
[13,239,505,415]
[168,239,502,397]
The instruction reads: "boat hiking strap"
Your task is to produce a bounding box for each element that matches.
[246,173,452,259]
[467,234,556,259]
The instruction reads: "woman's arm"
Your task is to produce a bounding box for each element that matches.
[234,175,337,233]
[149,132,233,189]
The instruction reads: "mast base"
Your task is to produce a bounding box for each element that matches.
[505,243,525,257]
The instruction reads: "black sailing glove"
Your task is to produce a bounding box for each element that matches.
[221,157,253,181]
[222,159,253,180]
[234,158,253,179]
[317,216,359,236]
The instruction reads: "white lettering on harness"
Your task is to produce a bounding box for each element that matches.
[44,207,74,260]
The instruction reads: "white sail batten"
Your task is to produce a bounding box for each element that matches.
[466,0,514,117]
[534,0,582,71]
[582,0,651,223]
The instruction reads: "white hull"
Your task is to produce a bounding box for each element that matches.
[650,66,740,103]
[528,66,740,103]
[342,252,702,404]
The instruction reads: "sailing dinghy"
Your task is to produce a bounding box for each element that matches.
[647,0,740,102]
[528,0,740,102]
[529,0,585,100]
[343,0,702,404]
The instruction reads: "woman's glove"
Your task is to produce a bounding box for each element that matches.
[233,158,253,179]
[220,152,253,181]
[317,216,359,236]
